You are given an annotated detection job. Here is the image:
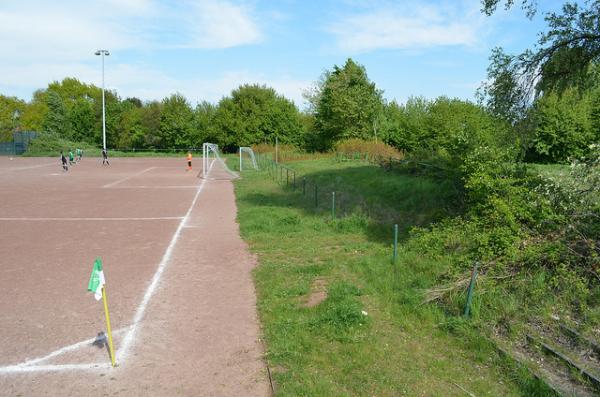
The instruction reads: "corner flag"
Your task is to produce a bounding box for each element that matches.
[86,257,116,367]
[87,257,105,301]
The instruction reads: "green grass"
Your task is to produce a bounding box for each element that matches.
[234,158,554,396]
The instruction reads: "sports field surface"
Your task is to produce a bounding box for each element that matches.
[0,156,269,396]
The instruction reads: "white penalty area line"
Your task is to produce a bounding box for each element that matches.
[115,159,215,364]
[0,217,184,221]
[103,167,157,188]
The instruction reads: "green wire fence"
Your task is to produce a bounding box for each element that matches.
[253,152,478,318]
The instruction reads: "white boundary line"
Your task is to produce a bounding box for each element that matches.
[20,328,128,367]
[103,167,157,188]
[0,162,56,173]
[0,363,112,373]
[0,217,184,221]
[116,159,214,364]
[0,328,127,374]
[108,185,199,189]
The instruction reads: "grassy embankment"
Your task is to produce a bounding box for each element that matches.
[234,158,553,396]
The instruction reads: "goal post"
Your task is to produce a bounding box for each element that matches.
[239,147,258,171]
[201,142,239,180]
[202,142,218,178]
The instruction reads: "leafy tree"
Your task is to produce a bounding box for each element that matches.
[477,48,530,124]
[0,95,26,141]
[481,0,538,17]
[159,93,194,148]
[382,96,509,160]
[116,100,145,149]
[427,97,503,155]
[311,58,384,150]
[529,88,596,162]
[380,98,428,152]
[124,97,143,108]
[21,90,48,132]
[47,78,98,103]
[69,98,95,142]
[42,90,69,136]
[297,111,319,151]
[590,85,600,131]
[140,101,163,148]
[481,2,600,105]
[213,84,304,150]
[101,93,122,148]
[478,1,600,162]
[194,101,218,146]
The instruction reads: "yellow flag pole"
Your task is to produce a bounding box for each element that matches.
[101,286,117,367]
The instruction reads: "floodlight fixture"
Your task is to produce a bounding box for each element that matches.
[95,49,110,150]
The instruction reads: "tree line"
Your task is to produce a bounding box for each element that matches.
[1,1,599,164]
[0,79,307,152]
[2,55,596,164]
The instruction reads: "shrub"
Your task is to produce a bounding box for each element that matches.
[24,131,98,156]
[251,143,332,162]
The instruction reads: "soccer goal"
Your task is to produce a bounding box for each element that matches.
[201,142,239,180]
[239,147,258,171]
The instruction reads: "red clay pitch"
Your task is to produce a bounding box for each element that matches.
[0,156,269,396]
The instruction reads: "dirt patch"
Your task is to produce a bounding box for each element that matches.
[302,278,328,308]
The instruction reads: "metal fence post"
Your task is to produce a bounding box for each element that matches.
[392,224,398,265]
[314,184,318,207]
[464,262,479,317]
[332,192,336,219]
[303,177,306,195]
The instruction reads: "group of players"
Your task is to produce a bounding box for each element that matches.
[60,149,83,171]
[60,149,191,171]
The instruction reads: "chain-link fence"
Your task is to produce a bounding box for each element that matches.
[256,153,410,223]
[0,131,37,155]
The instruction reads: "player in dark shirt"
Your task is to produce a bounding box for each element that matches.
[60,151,68,171]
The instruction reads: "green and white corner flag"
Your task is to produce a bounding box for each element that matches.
[87,257,105,301]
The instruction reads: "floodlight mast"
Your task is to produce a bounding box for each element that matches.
[95,49,110,151]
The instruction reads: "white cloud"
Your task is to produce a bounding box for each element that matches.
[0,0,261,62]
[185,1,262,48]
[0,62,97,90]
[0,6,138,61]
[0,0,268,102]
[327,2,483,53]
[1,55,309,108]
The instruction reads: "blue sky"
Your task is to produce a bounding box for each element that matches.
[0,0,564,109]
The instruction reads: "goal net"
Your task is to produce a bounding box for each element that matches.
[239,147,258,171]
[201,143,239,180]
